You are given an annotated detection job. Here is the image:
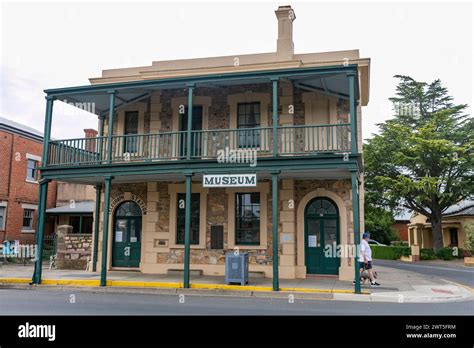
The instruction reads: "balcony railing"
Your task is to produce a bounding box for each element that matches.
[47,123,351,166]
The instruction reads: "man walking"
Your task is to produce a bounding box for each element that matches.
[356,232,380,287]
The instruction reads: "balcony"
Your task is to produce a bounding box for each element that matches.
[47,123,351,167]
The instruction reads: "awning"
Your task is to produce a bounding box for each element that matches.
[45,65,360,116]
[46,201,94,215]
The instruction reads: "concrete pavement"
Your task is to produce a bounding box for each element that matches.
[376,259,474,287]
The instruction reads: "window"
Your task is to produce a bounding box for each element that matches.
[0,206,6,230]
[449,228,458,246]
[235,193,260,245]
[306,198,337,216]
[69,216,93,234]
[123,111,139,153]
[237,102,260,148]
[26,159,38,181]
[22,209,34,230]
[176,193,200,244]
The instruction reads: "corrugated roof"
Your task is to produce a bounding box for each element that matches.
[0,116,44,141]
[444,200,474,217]
[46,201,94,214]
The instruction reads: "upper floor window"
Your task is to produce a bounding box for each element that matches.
[237,102,261,148]
[124,111,139,153]
[22,209,34,231]
[26,159,38,182]
[176,193,200,245]
[235,192,260,245]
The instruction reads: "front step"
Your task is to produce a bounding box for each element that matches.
[167,269,203,276]
[249,271,265,278]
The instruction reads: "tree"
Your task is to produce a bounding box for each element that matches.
[364,205,397,245]
[364,76,474,251]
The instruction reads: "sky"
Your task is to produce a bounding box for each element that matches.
[0,0,472,140]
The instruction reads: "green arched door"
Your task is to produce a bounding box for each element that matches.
[304,198,340,275]
[112,201,142,268]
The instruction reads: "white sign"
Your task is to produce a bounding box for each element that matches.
[203,174,256,187]
[308,235,317,248]
[115,231,123,242]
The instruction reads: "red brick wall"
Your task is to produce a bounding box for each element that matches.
[0,130,57,244]
[393,221,409,241]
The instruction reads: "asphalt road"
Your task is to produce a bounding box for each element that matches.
[375,259,474,288]
[0,289,473,315]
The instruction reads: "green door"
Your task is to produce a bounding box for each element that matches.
[112,201,142,268]
[305,198,340,275]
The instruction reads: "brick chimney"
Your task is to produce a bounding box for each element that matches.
[275,5,295,61]
[84,128,98,153]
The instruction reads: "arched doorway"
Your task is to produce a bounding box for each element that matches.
[304,197,340,275]
[112,201,142,267]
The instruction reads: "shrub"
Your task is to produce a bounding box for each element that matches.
[420,248,437,260]
[464,223,474,254]
[435,247,455,260]
[371,245,411,260]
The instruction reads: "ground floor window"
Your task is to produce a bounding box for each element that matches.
[449,228,458,246]
[22,209,34,231]
[176,193,200,244]
[69,215,93,234]
[235,192,260,245]
[0,206,6,230]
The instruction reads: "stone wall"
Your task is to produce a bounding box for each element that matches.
[56,225,93,270]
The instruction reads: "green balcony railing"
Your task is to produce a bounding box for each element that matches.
[47,123,351,166]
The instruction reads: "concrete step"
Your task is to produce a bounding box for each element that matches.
[167,269,203,276]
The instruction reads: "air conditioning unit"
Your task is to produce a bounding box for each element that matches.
[225,252,249,285]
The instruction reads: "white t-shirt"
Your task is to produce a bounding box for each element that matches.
[358,239,372,262]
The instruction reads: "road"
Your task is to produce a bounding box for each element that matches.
[375,259,474,288]
[0,288,473,315]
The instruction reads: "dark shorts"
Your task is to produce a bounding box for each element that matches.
[360,261,372,270]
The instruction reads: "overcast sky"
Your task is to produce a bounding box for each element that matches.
[1,0,472,140]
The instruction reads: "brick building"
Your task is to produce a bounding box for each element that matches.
[0,116,57,244]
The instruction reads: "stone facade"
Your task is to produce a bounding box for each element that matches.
[93,82,360,280]
[94,178,356,280]
[56,225,93,270]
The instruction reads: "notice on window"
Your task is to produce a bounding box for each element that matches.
[308,235,317,247]
[115,231,123,242]
[130,237,137,243]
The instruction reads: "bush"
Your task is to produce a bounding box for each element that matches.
[371,245,411,260]
[420,248,437,260]
[464,223,474,254]
[435,247,455,260]
[390,240,409,246]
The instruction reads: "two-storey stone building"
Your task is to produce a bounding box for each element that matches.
[32,6,370,292]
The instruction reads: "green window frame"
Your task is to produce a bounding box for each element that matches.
[176,193,200,245]
[237,102,261,148]
[235,192,260,245]
[123,111,139,153]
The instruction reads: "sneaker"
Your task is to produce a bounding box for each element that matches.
[370,282,381,287]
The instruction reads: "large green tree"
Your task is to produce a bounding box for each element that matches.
[364,76,474,251]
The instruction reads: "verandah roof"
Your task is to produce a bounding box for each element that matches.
[44,65,360,116]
